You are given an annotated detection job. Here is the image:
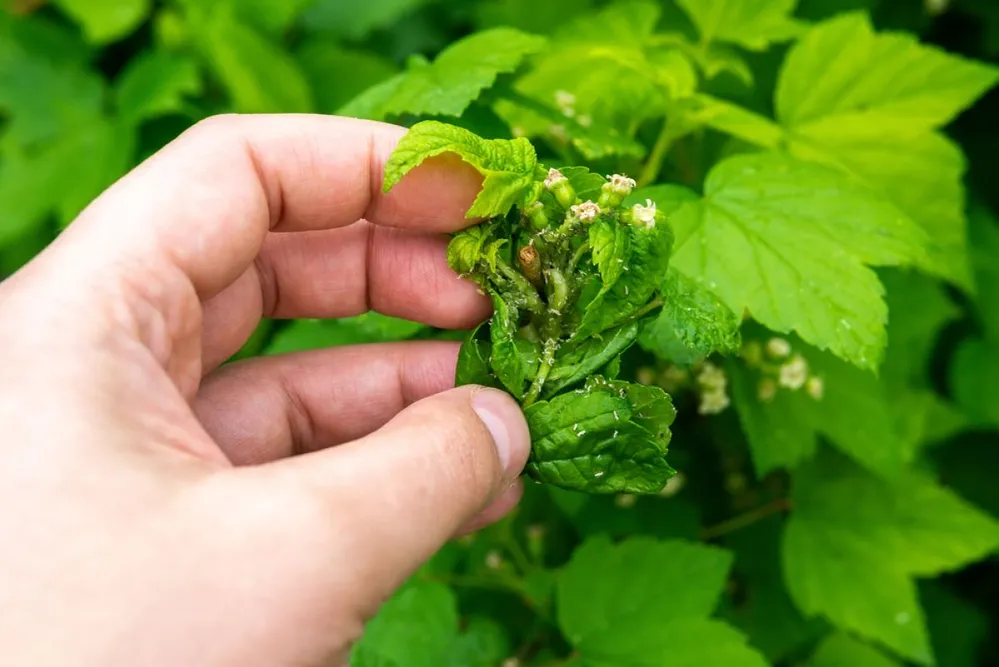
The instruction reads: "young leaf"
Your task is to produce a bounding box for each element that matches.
[524,377,675,493]
[588,218,632,293]
[455,325,501,389]
[382,120,538,219]
[783,451,999,664]
[353,28,547,120]
[557,537,768,666]
[640,268,742,365]
[676,0,805,51]
[575,215,673,340]
[544,322,639,396]
[114,50,202,126]
[488,295,531,398]
[666,152,928,370]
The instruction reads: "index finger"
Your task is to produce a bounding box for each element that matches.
[50,114,485,301]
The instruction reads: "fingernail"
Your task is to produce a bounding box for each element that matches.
[471,389,531,477]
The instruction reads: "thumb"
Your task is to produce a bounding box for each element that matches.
[263,384,530,591]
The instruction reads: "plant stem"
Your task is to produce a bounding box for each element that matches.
[567,240,591,275]
[424,573,525,596]
[700,498,792,541]
[523,355,553,407]
[497,257,545,314]
[637,117,689,187]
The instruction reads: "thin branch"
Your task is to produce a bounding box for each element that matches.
[700,498,792,541]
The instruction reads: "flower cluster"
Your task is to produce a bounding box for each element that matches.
[636,360,731,415]
[742,337,824,403]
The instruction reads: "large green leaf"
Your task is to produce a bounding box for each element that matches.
[811,634,901,667]
[557,537,767,666]
[667,152,927,370]
[783,452,999,664]
[301,0,431,40]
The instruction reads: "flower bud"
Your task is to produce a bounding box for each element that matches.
[525,201,548,231]
[518,244,543,286]
[806,376,824,400]
[766,337,792,359]
[779,354,808,390]
[597,174,636,209]
[626,199,658,229]
[544,168,577,209]
[570,200,601,223]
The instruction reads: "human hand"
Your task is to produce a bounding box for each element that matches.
[0,115,531,666]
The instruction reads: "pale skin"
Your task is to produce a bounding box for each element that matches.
[0,114,532,666]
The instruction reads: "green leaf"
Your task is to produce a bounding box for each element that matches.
[348,28,546,120]
[588,218,632,293]
[0,14,103,148]
[446,223,506,277]
[811,634,901,667]
[489,295,531,398]
[474,0,593,34]
[382,121,538,219]
[676,0,805,50]
[229,0,313,34]
[640,268,742,365]
[194,14,313,113]
[557,537,767,667]
[782,451,999,664]
[723,517,825,662]
[351,581,459,667]
[576,216,673,340]
[114,50,202,125]
[265,314,425,355]
[545,322,639,396]
[775,13,998,287]
[777,12,999,134]
[302,0,431,40]
[524,377,675,494]
[731,339,916,479]
[53,0,151,44]
[495,2,696,157]
[669,152,928,370]
[445,617,511,667]
[296,42,397,115]
[455,325,501,389]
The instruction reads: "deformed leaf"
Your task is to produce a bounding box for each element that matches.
[589,218,632,293]
[545,322,639,397]
[524,376,675,493]
[382,120,538,219]
[641,268,742,364]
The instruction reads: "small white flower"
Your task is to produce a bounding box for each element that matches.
[555,89,576,111]
[607,173,637,192]
[577,114,593,127]
[571,201,601,222]
[779,354,809,390]
[485,550,503,570]
[544,167,567,189]
[549,124,567,142]
[697,362,727,392]
[757,377,777,403]
[806,376,824,400]
[766,337,792,359]
[631,199,657,228]
[698,388,731,415]
[502,658,521,667]
[615,494,637,509]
